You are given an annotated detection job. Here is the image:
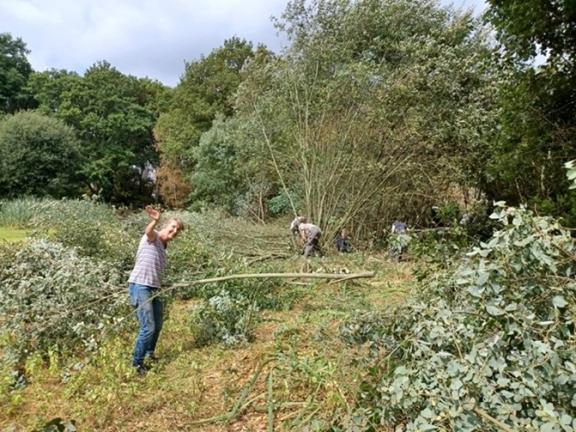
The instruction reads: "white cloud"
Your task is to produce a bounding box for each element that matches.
[1,0,288,86]
[1,0,486,87]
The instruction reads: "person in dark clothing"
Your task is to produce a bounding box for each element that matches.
[335,228,353,253]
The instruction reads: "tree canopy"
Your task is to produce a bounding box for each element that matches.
[28,62,169,204]
[0,33,33,113]
[0,111,83,197]
[154,37,260,206]
[482,0,576,225]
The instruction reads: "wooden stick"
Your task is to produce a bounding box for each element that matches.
[113,272,376,331]
[171,272,375,289]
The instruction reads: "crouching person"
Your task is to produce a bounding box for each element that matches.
[335,228,353,253]
[128,206,184,375]
[290,216,322,258]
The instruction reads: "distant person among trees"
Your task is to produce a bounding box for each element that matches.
[128,206,184,375]
[391,220,408,234]
[389,220,410,259]
[290,216,322,257]
[335,228,353,253]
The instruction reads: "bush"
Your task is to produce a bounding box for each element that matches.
[190,276,294,310]
[189,291,258,347]
[341,204,576,431]
[0,111,83,198]
[435,202,462,226]
[0,239,130,364]
[267,192,293,216]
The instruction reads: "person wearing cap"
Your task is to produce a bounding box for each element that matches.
[290,216,322,257]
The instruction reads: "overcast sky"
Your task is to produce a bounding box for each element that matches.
[1,0,486,87]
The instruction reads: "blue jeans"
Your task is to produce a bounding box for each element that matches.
[129,283,163,367]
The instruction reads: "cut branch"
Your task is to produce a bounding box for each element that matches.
[171,271,375,289]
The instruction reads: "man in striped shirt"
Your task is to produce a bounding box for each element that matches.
[128,206,184,374]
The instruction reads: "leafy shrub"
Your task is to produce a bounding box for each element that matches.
[189,291,258,347]
[410,228,468,271]
[435,202,462,226]
[267,192,292,216]
[342,204,576,431]
[0,111,83,198]
[35,199,135,264]
[388,233,411,259]
[191,277,293,310]
[30,199,118,227]
[0,239,130,364]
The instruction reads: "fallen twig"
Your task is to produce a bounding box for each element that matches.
[328,273,373,285]
[190,358,273,425]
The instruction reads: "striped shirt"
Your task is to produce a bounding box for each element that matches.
[128,232,167,288]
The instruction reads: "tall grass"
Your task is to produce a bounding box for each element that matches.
[0,198,122,228]
[0,197,40,226]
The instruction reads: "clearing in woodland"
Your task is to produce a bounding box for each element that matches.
[0,211,413,431]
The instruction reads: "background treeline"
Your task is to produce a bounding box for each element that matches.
[1,0,575,236]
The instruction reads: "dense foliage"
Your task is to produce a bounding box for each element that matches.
[154,38,260,206]
[0,239,129,364]
[1,0,575,228]
[28,63,168,204]
[481,0,576,225]
[0,33,33,113]
[0,111,83,198]
[341,204,576,431]
[193,0,500,239]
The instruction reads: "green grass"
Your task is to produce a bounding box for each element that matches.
[0,226,28,242]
